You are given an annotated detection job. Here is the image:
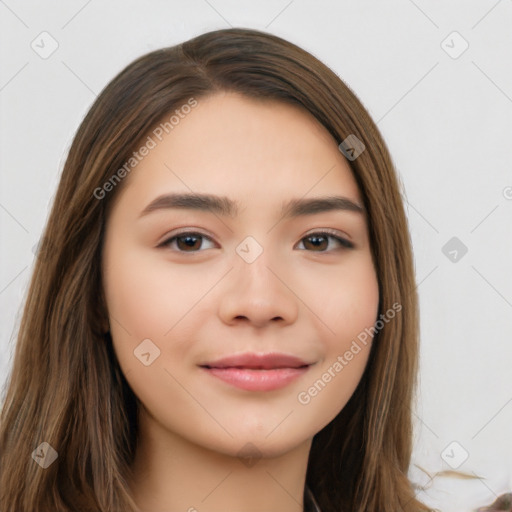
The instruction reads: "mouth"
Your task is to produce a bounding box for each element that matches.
[198,352,313,391]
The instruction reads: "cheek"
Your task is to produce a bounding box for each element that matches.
[102,251,213,392]
[293,254,379,427]
[103,249,215,341]
[297,251,379,342]
[102,250,213,421]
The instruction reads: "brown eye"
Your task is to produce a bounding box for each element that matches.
[298,232,354,252]
[160,232,216,252]
[176,234,202,251]
[303,234,329,251]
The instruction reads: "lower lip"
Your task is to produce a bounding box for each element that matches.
[201,366,310,391]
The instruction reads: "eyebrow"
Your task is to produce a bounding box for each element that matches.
[139,192,365,219]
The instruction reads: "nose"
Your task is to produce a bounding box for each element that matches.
[217,250,299,328]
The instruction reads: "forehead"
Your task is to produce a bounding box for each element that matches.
[117,91,362,209]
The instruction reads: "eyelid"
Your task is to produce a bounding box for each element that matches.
[157,227,216,247]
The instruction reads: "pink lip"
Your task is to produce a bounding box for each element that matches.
[199,352,312,391]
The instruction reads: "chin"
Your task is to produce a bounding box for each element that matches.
[201,429,310,461]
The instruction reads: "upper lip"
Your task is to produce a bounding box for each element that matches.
[200,352,311,369]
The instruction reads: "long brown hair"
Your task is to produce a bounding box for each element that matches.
[0,27,431,512]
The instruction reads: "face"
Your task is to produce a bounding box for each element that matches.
[102,91,379,459]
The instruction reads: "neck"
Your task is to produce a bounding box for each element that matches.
[129,408,312,512]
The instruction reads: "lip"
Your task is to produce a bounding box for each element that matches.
[199,352,312,392]
[201,352,310,370]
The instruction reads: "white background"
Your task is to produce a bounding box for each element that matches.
[1,2,511,511]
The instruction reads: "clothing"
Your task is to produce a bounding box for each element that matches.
[304,485,322,512]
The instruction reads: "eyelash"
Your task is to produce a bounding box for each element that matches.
[158,229,354,253]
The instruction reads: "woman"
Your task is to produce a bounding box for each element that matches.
[0,27,433,512]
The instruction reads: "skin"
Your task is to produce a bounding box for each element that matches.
[102,91,379,512]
